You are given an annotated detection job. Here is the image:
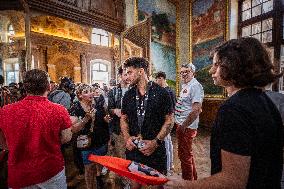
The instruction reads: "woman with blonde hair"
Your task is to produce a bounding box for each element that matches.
[69,84,110,189]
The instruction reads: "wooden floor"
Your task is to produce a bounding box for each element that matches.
[65,127,211,189]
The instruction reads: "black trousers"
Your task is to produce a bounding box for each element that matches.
[126,143,167,174]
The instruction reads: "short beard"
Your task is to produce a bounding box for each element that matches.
[130,78,139,87]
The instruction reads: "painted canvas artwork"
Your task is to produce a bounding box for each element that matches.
[138,0,176,86]
[192,0,226,95]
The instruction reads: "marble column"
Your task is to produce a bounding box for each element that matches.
[73,66,81,83]
[47,64,56,82]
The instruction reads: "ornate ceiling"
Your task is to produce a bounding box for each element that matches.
[1,0,125,34]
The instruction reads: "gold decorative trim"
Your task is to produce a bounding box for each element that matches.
[189,0,192,64]
[224,0,230,41]
[27,0,125,34]
[222,0,230,97]
[176,1,180,95]
[205,94,227,99]
[110,33,115,47]
[134,0,138,25]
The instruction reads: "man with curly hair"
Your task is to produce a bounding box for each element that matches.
[121,57,173,189]
[165,37,283,188]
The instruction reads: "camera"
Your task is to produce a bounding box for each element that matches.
[133,138,145,149]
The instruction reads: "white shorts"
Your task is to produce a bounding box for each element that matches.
[16,168,67,189]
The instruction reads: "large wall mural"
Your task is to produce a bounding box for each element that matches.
[138,0,176,86]
[192,0,227,95]
[31,16,92,43]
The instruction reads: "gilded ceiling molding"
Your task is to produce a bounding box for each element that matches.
[27,0,125,34]
[30,32,111,55]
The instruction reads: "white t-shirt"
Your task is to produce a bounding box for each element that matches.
[174,78,204,129]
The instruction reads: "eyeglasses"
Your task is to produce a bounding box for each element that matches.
[179,70,193,75]
[181,63,190,68]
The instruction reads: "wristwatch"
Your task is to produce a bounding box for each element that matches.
[155,137,163,145]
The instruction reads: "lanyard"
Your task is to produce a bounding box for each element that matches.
[136,81,152,134]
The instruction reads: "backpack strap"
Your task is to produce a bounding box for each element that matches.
[48,90,63,103]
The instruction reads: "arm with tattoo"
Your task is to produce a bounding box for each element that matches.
[140,113,173,156]
[120,114,130,141]
[120,114,136,151]
[156,113,173,140]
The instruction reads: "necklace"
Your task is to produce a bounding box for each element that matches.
[135,81,152,137]
[80,101,92,113]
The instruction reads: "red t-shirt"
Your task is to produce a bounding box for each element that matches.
[0,96,72,188]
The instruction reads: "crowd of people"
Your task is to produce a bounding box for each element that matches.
[0,37,283,189]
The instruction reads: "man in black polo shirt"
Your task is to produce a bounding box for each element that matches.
[108,66,130,188]
[108,66,130,159]
[121,57,173,189]
[155,71,176,176]
[165,37,283,189]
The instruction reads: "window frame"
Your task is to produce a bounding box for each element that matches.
[7,24,15,36]
[90,61,111,85]
[3,58,20,85]
[238,0,284,92]
[239,0,274,45]
[7,23,15,43]
[91,28,110,47]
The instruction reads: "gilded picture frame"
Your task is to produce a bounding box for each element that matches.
[189,0,229,98]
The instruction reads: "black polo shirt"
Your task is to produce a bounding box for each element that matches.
[121,82,173,173]
[210,88,283,189]
[165,86,176,108]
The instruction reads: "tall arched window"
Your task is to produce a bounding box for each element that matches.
[4,58,19,85]
[8,24,15,36]
[90,60,110,85]
[7,24,15,43]
[91,28,109,47]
